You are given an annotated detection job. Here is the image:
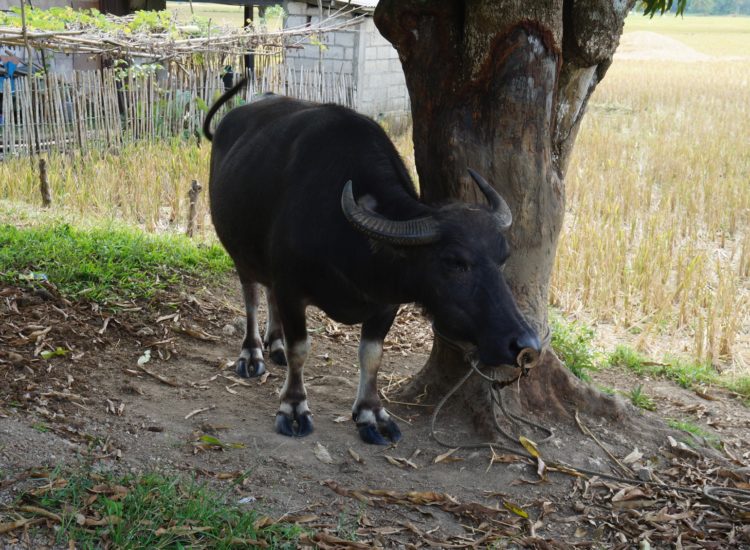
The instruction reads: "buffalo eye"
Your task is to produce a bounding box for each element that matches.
[441,256,471,273]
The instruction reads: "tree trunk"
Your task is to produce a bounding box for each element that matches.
[375,0,635,432]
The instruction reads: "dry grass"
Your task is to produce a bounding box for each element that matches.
[0,141,212,235]
[552,58,750,372]
[624,14,750,57]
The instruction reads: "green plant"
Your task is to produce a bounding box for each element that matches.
[25,469,304,548]
[628,385,656,411]
[0,222,232,303]
[667,419,721,448]
[661,355,717,389]
[549,311,598,381]
[608,345,649,373]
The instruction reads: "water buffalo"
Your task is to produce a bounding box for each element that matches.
[203,78,540,444]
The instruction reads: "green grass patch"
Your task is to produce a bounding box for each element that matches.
[549,311,599,381]
[628,384,657,411]
[23,470,303,549]
[667,419,721,449]
[608,345,649,373]
[0,222,232,303]
[606,345,750,406]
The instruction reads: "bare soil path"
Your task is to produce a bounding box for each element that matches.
[1,279,749,548]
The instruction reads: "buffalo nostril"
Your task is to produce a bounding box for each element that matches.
[514,333,541,369]
[516,347,540,369]
[515,333,541,353]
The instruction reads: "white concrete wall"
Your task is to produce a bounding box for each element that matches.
[355,17,409,121]
[284,1,357,76]
[283,1,409,121]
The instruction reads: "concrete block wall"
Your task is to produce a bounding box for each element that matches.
[284,1,358,77]
[283,2,409,122]
[354,17,409,120]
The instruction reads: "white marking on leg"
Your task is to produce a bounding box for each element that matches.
[355,339,383,408]
[355,409,376,425]
[375,409,390,422]
[278,402,293,416]
[270,339,284,353]
[244,299,262,346]
[288,338,310,364]
[252,348,263,361]
[280,337,310,401]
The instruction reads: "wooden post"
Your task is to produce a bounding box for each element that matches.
[186,179,202,237]
[244,4,255,76]
[39,157,51,207]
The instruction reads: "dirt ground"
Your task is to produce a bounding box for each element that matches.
[1,277,749,549]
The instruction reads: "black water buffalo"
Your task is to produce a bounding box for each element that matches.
[203,78,540,444]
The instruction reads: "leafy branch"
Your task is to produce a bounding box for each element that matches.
[640,0,688,17]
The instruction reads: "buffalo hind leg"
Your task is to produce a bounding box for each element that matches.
[353,307,401,445]
[264,288,287,366]
[235,279,266,378]
[275,297,312,437]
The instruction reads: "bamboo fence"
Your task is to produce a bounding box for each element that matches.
[0,62,354,158]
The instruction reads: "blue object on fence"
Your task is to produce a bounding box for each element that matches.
[0,61,18,94]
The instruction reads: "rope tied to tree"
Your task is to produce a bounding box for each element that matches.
[427,329,750,514]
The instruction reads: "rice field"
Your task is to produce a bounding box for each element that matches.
[552,16,750,372]
[0,15,748,373]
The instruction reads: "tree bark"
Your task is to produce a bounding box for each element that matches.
[375,0,634,430]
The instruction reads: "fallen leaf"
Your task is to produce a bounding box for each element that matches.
[253,516,275,530]
[519,436,541,458]
[536,456,547,480]
[503,500,529,519]
[314,442,335,464]
[40,347,68,360]
[0,519,35,535]
[385,455,418,469]
[333,415,349,423]
[434,447,459,464]
[348,448,364,464]
[185,406,216,420]
[282,514,318,524]
[137,350,151,366]
[623,448,643,465]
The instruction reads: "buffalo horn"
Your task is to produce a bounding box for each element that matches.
[467,168,512,231]
[341,181,440,246]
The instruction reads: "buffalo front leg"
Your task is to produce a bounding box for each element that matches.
[353,307,401,445]
[236,279,266,378]
[274,297,312,437]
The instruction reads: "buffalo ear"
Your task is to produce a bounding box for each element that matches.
[341,181,440,245]
[467,169,512,231]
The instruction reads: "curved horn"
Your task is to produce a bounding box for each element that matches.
[341,181,440,246]
[467,168,512,231]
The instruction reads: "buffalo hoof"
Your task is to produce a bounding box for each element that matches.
[354,409,401,445]
[275,412,295,437]
[269,348,287,366]
[357,423,389,445]
[235,357,266,378]
[275,409,314,437]
[378,418,402,443]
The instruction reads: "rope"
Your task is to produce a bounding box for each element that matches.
[427,333,750,514]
